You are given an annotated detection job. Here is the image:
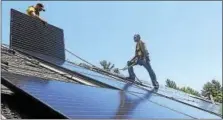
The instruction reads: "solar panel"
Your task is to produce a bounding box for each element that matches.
[8,8,221,118]
[14,49,146,93]
[10,9,65,60]
[62,60,222,117]
[135,81,222,116]
[15,49,222,118]
[157,86,221,114]
[2,72,195,119]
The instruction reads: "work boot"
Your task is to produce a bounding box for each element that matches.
[152,80,159,89]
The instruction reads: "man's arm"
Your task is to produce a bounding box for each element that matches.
[129,56,138,66]
[131,56,137,61]
[30,11,47,23]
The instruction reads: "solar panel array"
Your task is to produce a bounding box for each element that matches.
[21,49,222,118]
[1,72,195,119]
[10,9,65,60]
[7,9,222,119]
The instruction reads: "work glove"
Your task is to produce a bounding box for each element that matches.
[130,57,138,64]
[121,60,135,71]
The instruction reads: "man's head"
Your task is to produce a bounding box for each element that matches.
[133,34,141,42]
[35,3,45,12]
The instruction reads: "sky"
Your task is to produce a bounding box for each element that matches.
[2,1,222,91]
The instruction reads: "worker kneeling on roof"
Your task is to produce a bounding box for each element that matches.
[26,3,47,24]
[125,34,159,89]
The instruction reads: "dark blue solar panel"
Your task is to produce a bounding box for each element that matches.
[14,49,146,93]
[139,82,222,115]
[2,72,194,119]
[15,49,222,118]
[10,9,65,60]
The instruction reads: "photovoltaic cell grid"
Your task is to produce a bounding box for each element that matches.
[2,72,194,119]
[149,85,221,114]
[8,8,220,115]
[20,50,222,118]
[8,8,221,118]
[61,62,222,119]
[10,9,65,60]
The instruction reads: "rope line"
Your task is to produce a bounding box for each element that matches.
[2,44,221,117]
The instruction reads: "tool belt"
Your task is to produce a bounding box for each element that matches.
[128,55,150,67]
[137,54,150,62]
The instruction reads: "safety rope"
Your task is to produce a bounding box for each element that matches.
[3,62,213,105]
[0,44,209,101]
[2,44,221,117]
[0,44,209,102]
[63,47,218,105]
[2,44,127,82]
[65,49,97,68]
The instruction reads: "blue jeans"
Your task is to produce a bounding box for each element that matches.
[127,57,157,85]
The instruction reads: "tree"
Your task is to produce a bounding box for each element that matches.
[180,87,201,97]
[165,79,200,97]
[99,60,122,75]
[201,79,222,103]
[99,60,115,72]
[212,80,221,91]
[165,79,177,89]
[113,68,120,74]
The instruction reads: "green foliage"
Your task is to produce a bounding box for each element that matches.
[165,79,177,89]
[180,87,201,97]
[99,60,115,71]
[201,79,222,103]
[212,80,221,90]
[113,68,120,74]
[165,78,223,101]
[165,79,200,97]
[99,60,121,74]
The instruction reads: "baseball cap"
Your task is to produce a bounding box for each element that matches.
[37,3,45,11]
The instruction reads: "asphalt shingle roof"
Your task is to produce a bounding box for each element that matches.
[1,46,79,119]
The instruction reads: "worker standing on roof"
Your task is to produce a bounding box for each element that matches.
[125,34,159,88]
[26,3,47,24]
